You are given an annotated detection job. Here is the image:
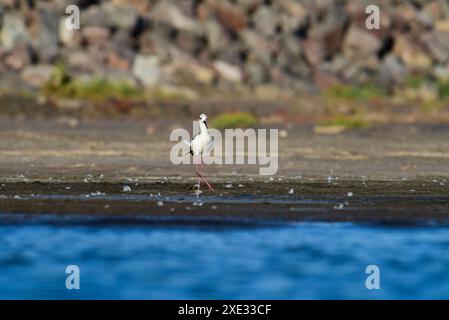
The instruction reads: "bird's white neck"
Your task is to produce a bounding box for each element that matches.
[199,120,208,133]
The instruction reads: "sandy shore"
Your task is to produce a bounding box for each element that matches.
[0,117,448,224]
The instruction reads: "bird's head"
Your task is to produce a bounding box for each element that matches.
[199,114,208,122]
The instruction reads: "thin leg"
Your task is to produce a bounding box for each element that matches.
[195,163,201,189]
[197,156,213,190]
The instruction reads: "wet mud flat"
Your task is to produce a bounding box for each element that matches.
[1,178,448,225]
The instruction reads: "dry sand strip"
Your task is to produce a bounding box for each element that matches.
[0,180,448,225]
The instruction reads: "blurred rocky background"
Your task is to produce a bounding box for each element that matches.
[1,0,449,126]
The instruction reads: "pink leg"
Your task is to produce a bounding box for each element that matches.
[195,163,201,189]
[198,156,213,190]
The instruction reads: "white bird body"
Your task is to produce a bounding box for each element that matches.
[187,114,214,191]
[190,114,214,156]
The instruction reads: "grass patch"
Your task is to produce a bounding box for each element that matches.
[212,111,257,129]
[437,78,449,99]
[326,84,386,101]
[42,64,141,102]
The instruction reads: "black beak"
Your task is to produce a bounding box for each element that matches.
[204,120,208,128]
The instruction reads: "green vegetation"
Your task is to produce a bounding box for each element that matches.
[404,74,449,100]
[404,74,426,89]
[326,84,386,101]
[42,64,141,102]
[212,111,257,129]
[437,78,449,99]
[319,116,370,130]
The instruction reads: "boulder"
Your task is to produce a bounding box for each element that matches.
[32,6,60,62]
[204,20,229,53]
[421,31,449,63]
[393,34,432,70]
[213,1,247,32]
[21,64,54,87]
[377,54,408,86]
[81,5,111,28]
[342,26,382,60]
[132,55,160,87]
[1,14,30,50]
[67,50,102,73]
[3,44,31,70]
[59,18,82,47]
[213,60,242,82]
[82,26,110,48]
[240,30,272,65]
[102,2,138,31]
[252,5,279,38]
[150,1,202,35]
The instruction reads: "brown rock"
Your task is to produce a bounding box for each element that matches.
[3,44,31,71]
[342,26,382,60]
[67,50,102,73]
[82,26,110,48]
[393,34,432,70]
[107,52,132,71]
[240,30,272,65]
[213,60,242,82]
[214,1,247,32]
[151,1,202,35]
[421,31,449,63]
[21,64,54,87]
[303,39,327,66]
[312,68,340,90]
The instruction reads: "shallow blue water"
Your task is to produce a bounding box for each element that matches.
[1,219,449,299]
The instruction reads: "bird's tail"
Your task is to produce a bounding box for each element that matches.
[183,139,193,156]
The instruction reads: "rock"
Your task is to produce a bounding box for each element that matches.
[213,60,242,82]
[1,14,30,50]
[102,2,138,31]
[216,41,245,65]
[342,26,382,60]
[421,31,449,63]
[107,51,133,71]
[81,5,111,28]
[303,38,327,66]
[433,64,449,81]
[312,67,340,90]
[240,30,272,65]
[3,44,31,70]
[204,20,229,53]
[393,34,432,70]
[435,20,449,33]
[377,54,408,86]
[214,1,247,32]
[151,1,202,35]
[132,55,160,87]
[276,0,307,19]
[162,59,214,85]
[252,6,279,38]
[67,50,102,73]
[244,58,268,85]
[110,0,150,15]
[32,6,60,62]
[20,64,54,87]
[176,31,204,55]
[59,18,81,47]
[82,27,110,48]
